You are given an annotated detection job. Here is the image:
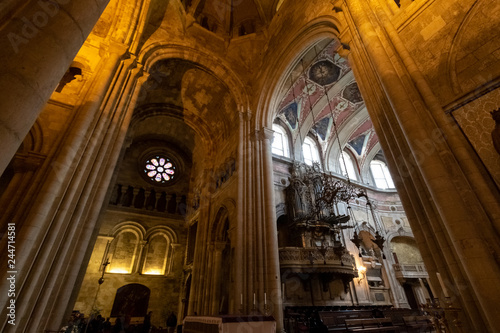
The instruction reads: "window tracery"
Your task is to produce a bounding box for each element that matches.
[144,156,175,184]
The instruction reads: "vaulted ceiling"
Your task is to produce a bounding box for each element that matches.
[183,0,277,37]
[275,39,382,173]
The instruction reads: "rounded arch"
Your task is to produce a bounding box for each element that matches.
[388,235,423,264]
[360,142,383,183]
[256,18,345,128]
[110,283,151,318]
[131,103,216,159]
[142,227,176,276]
[385,231,415,244]
[211,206,231,242]
[109,221,147,239]
[107,222,145,274]
[145,225,178,243]
[446,0,488,94]
[138,44,250,110]
[337,148,360,181]
[22,120,44,153]
[302,134,322,167]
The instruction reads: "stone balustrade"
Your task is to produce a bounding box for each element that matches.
[393,263,428,280]
[108,183,188,217]
[279,247,356,275]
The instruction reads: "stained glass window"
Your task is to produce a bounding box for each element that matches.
[144,156,175,183]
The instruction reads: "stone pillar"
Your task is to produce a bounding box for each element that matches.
[0,43,140,331]
[0,0,111,175]
[344,0,500,331]
[136,240,149,274]
[210,241,226,315]
[234,110,247,314]
[259,127,284,331]
[188,177,213,316]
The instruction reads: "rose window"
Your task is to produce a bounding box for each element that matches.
[144,157,175,183]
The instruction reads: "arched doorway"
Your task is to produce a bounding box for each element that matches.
[110,284,151,319]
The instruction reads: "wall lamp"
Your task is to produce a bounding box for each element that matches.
[357,266,367,284]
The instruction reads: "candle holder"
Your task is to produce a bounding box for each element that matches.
[264,304,270,316]
[432,297,441,308]
[444,297,453,308]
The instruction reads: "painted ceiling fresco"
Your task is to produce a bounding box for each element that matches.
[276,39,381,164]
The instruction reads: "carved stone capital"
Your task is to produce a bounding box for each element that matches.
[260,127,275,142]
[12,152,45,172]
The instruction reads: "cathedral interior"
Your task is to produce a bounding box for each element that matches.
[1,0,500,332]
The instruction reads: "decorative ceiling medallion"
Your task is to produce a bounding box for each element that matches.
[309,60,341,86]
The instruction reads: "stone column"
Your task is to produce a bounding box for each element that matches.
[344,0,500,331]
[259,127,284,332]
[234,110,248,313]
[210,241,226,315]
[0,43,138,331]
[0,0,111,175]
[188,174,213,315]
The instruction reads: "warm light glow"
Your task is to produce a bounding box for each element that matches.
[143,269,163,275]
[357,266,366,285]
[108,268,130,274]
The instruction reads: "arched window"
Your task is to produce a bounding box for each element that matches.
[370,160,395,189]
[272,124,290,157]
[339,151,358,180]
[302,136,320,166]
[142,234,170,275]
[106,230,140,274]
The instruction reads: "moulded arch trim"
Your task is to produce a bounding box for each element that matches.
[211,205,232,242]
[220,197,237,213]
[446,1,482,94]
[361,142,382,183]
[109,221,147,240]
[138,43,249,110]
[131,104,216,159]
[336,148,361,180]
[24,120,44,153]
[256,17,344,129]
[145,225,178,243]
[276,202,287,219]
[386,231,415,244]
